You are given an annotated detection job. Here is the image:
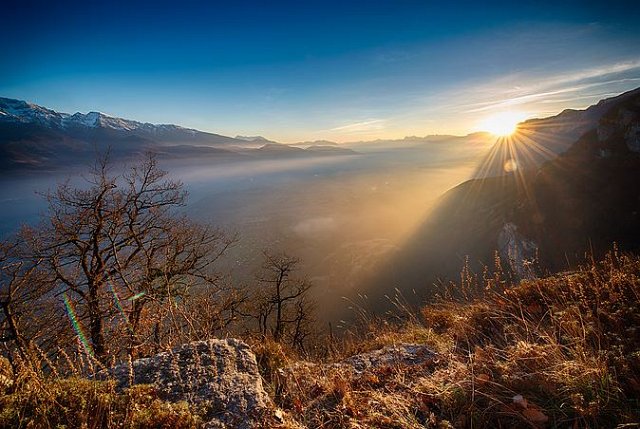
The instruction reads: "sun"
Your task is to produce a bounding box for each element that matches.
[480,111,527,137]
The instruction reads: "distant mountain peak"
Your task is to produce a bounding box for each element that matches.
[68,111,104,127]
[257,142,301,151]
[235,135,271,142]
[0,97,62,125]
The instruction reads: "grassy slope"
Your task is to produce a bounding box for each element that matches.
[264,249,640,428]
[2,250,640,428]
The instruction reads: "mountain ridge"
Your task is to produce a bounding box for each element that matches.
[0,97,359,172]
[474,87,640,178]
[0,96,240,145]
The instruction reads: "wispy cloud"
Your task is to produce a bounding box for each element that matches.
[537,92,621,104]
[537,60,640,90]
[329,119,386,133]
[389,57,640,137]
[460,60,640,113]
[462,87,586,113]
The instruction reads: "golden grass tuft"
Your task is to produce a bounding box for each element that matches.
[0,370,201,428]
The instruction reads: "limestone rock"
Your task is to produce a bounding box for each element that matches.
[104,338,272,429]
[339,343,436,373]
[498,222,538,280]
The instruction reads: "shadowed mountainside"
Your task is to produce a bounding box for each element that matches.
[356,87,640,314]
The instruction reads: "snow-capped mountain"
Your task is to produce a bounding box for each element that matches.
[0,97,262,171]
[0,97,241,144]
[0,98,141,130]
[0,97,356,172]
[0,98,63,126]
[65,111,136,130]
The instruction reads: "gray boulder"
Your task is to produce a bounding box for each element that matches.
[339,343,437,373]
[105,338,272,428]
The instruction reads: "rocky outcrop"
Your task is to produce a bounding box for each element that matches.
[595,95,640,153]
[498,223,538,280]
[338,343,437,373]
[104,339,272,429]
[625,123,640,152]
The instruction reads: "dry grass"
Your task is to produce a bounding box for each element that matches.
[0,357,201,428]
[264,249,640,428]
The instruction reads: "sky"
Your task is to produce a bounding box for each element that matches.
[2,0,640,142]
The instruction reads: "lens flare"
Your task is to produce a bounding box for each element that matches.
[109,280,130,326]
[503,158,518,172]
[108,278,144,334]
[128,292,146,301]
[62,292,94,357]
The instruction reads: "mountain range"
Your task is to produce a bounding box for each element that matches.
[9,90,626,176]
[0,97,356,173]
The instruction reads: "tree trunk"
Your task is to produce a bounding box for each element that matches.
[87,288,107,363]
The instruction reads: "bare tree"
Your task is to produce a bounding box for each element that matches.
[173,280,249,344]
[252,252,315,349]
[0,237,67,370]
[14,154,239,364]
[0,239,39,362]
[289,295,316,353]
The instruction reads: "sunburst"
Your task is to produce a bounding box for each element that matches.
[479,111,527,137]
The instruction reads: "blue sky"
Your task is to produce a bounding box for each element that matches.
[2,0,640,141]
